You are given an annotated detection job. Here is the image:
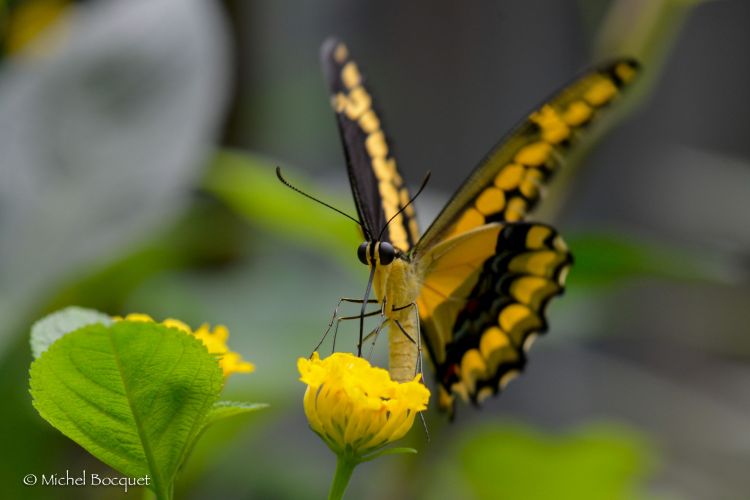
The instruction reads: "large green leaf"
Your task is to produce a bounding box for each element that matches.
[29,321,224,499]
[204,150,359,265]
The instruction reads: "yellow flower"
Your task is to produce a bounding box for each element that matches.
[115,313,255,377]
[298,352,430,457]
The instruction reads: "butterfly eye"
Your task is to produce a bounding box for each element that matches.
[357,242,370,265]
[378,242,395,265]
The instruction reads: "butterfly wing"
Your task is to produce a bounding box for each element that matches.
[417,222,571,412]
[413,59,639,257]
[320,38,419,252]
[414,60,639,412]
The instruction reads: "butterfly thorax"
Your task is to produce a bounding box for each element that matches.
[358,240,421,382]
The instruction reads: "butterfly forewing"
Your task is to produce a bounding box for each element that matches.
[413,59,640,256]
[320,38,419,251]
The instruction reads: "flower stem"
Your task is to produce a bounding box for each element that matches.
[328,455,357,500]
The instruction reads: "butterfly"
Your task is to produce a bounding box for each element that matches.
[318,37,639,414]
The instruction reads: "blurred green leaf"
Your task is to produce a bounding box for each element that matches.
[566,233,733,287]
[457,423,654,500]
[203,150,359,266]
[203,401,269,430]
[30,321,224,499]
[30,306,112,359]
[46,199,248,315]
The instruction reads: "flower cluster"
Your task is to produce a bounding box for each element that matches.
[115,313,254,377]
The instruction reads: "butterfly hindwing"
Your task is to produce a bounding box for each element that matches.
[413,59,640,256]
[417,223,572,412]
[320,38,419,252]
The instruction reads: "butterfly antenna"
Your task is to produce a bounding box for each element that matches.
[377,171,431,241]
[276,167,371,240]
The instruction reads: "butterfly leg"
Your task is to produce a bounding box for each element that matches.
[332,309,381,353]
[363,304,390,360]
[312,298,379,356]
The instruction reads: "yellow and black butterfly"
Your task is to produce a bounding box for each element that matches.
[314,38,638,414]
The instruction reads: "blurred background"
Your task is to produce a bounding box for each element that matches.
[1,0,749,498]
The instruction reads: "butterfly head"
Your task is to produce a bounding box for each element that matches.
[357,241,396,267]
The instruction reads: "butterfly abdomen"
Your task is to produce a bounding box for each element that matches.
[372,257,422,382]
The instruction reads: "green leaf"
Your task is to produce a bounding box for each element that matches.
[177,401,268,477]
[457,423,654,500]
[29,321,224,499]
[203,150,359,265]
[203,401,268,429]
[567,233,733,287]
[30,306,112,359]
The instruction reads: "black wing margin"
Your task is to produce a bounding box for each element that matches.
[320,37,419,251]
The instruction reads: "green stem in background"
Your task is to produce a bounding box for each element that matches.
[328,454,357,500]
[538,0,707,223]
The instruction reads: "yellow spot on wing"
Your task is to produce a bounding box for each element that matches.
[372,157,396,179]
[365,131,389,158]
[389,223,408,250]
[359,110,380,133]
[331,93,346,112]
[439,386,455,411]
[504,198,526,222]
[530,105,570,144]
[379,181,399,205]
[514,141,552,167]
[499,370,519,389]
[479,326,517,373]
[510,276,558,309]
[341,62,362,89]
[562,100,592,126]
[461,349,487,394]
[553,235,568,252]
[508,250,564,277]
[520,169,544,199]
[526,225,552,249]
[558,264,571,285]
[584,77,617,106]
[452,208,485,235]
[475,187,506,215]
[498,304,542,345]
[344,87,372,119]
[399,188,410,207]
[480,327,508,359]
[615,62,637,83]
[333,43,349,63]
[494,164,525,190]
[523,332,538,352]
[477,387,494,403]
